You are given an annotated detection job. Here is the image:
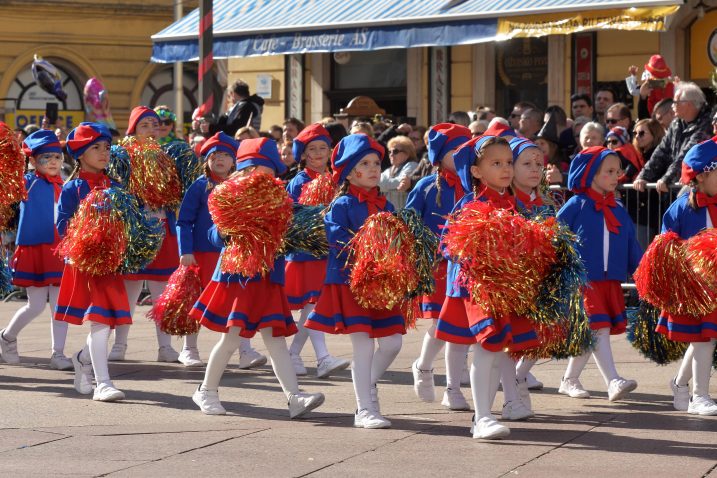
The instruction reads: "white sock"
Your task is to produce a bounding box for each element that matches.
[499,352,520,403]
[591,328,620,386]
[48,286,67,355]
[349,333,375,411]
[370,334,402,385]
[675,344,694,387]
[471,344,500,419]
[116,280,144,346]
[88,322,112,385]
[260,328,300,398]
[148,280,172,348]
[445,342,468,390]
[202,327,242,391]
[416,320,444,371]
[691,339,716,398]
[515,357,536,382]
[4,286,48,340]
[183,332,199,350]
[289,304,328,361]
[564,349,591,379]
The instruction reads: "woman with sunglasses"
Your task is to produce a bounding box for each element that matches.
[154,105,181,146]
[378,136,418,209]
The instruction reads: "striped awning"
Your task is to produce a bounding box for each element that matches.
[151,0,682,62]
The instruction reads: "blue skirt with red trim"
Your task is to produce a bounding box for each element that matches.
[304,283,407,338]
[583,280,626,334]
[435,296,539,352]
[285,259,326,310]
[420,260,447,319]
[189,277,297,338]
[656,309,717,343]
[124,221,179,282]
[54,263,131,328]
[11,242,63,287]
[194,251,220,288]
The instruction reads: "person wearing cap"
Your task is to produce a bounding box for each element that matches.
[557,147,642,403]
[537,113,568,186]
[304,134,406,430]
[189,137,325,419]
[605,126,644,184]
[406,123,472,412]
[125,106,160,141]
[154,105,181,146]
[0,130,69,370]
[657,138,717,416]
[53,122,131,402]
[627,55,675,118]
[285,124,350,379]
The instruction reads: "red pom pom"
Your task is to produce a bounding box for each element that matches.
[56,189,127,276]
[298,173,336,206]
[0,204,16,232]
[0,123,28,207]
[635,231,716,316]
[686,228,717,286]
[122,137,182,209]
[148,265,202,336]
[208,172,293,276]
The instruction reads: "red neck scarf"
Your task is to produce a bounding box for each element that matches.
[349,184,387,215]
[695,192,717,227]
[476,184,515,210]
[304,167,321,180]
[78,170,111,190]
[513,187,543,209]
[440,170,464,202]
[585,188,621,234]
[36,172,63,201]
[208,170,227,185]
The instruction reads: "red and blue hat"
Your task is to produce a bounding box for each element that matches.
[235,137,286,175]
[509,137,540,162]
[453,135,495,194]
[484,122,517,138]
[22,129,62,157]
[331,133,385,185]
[292,123,331,161]
[66,122,112,160]
[567,146,618,193]
[606,126,629,146]
[681,138,717,184]
[427,123,471,166]
[126,106,160,136]
[200,132,239,158]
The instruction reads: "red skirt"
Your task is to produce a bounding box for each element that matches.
[194,251,220,288]
[284,259,327,310]
[420,260,447,319]
[11,242,63,287]
[435,296,539,352]
[124,222,179,282]
[584,280,626,334]
[656,309,717,343]
[304,283,407,338]
[189,278,297,338]
[54,263,131,328]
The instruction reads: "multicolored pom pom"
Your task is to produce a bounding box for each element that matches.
[395,208,440,298]
[108,144,131,186]
[163,141,204,197]
[298,173,336,206]
[0,123,28,207]
[626,301,688,365]
[284,204,328,258]
[148,265,202,336]
[120,137,182,210]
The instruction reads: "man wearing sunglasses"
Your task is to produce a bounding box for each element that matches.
[605,103,632,133]
[508,101,537,130]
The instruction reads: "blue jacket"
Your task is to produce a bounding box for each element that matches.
[557,193,642,282]
[56,177,123,237]
[176,175,220,255]
[661,191,710,240]
[285,170,325,262]
[323,192,395,285]
[16,173,58,246]
[405,173,459,235]
[207,225,285,285]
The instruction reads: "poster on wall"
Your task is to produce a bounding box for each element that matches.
[285,55,304,120]
[573,33,595,96]
[429,47,449,125]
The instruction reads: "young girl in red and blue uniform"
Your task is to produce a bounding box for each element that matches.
[406,123,472,411]
[0,130,69,370]
[557,146,642,402]
[435,135,541,439]
[285,123,349,379]
[176,132,267,369]
[54,122,130,402]
[189,137,325,419]
[110,106,180,363]
[305,134,406,429]
[657,139,717,416]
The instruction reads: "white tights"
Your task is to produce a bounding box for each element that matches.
[499,352,520,403]
[470,345,501,419]
[3,286,65,354]
[115,280,174,348]
[564,328,619,386]
[78,322,112,385]
[415,320,466,390]
[201,327,298,398]
[349,332,402,411]
[676,340,716,398]
[515,357,537,381]
[289,303,329,361]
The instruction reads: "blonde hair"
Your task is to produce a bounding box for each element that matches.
[387,135,417,162]
[234,126,259,140]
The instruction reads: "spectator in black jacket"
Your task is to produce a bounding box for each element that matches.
[212,80,264,136]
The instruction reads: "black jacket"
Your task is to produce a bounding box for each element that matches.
[213,94,264,137]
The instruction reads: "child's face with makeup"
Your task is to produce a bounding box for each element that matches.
[347,153,381,189]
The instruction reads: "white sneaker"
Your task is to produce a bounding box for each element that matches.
[558,377,591,399]
[471,415,510,440]
[49,353,74,371]
[238,349,267,369]
[441,388,471,411]
[687,395,717,416]
[370,384,380,414]
[670,377,690,412]
[607,378,637,401]
[288,392,325,419]
[412,360,435,402]
[354,408,391,429]
[316,355,350,378]
[72,352,94,395]
[526,372,543,390]
[517,378,532,411]
[0,331,19,364]
[290,353,307,376]
[157,345,180,363]
[107,343,127,361]
[460,365,470,386]
[192,386,226,415]
[93,382,125,402]
[178,348,203,367]
[502,400,534,420]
